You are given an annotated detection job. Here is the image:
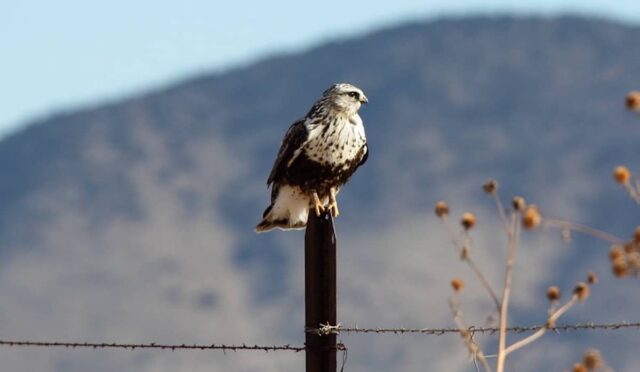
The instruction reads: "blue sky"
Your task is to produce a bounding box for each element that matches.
[1,0,639,138]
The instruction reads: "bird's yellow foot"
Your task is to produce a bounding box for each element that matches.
[329,187,339,218]
[312,192,324,216]
[328,201,340,218]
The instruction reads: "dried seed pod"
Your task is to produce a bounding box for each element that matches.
[612,258,628,278]
[461,212,476,230]
[434,201,449,218]
[624,243,635,254]
[613,166,631,184]
[571,363,587,372]
[512,196,526,211]
[450,278,464,293]
[626,91,640,112]
[483,180,498,194]
[583,349,604,370]
[609,246,624,261]
[627,252,640,269]
[546,286,561,301]
[587,272,598,285]
[573,282,590,302]
[522,205,541,229]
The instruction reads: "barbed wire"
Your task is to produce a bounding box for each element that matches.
[308,321,640,336]
[0,340,305,352]
[0,322,636,353]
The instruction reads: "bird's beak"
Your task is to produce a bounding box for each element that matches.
[360,96,369,105]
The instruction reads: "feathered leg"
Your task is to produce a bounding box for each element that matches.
[312,192,324,216]
[328,187,339,217]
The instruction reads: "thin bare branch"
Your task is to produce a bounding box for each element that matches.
[441,214,463,250]
[504,295,578,356]
[449,298,493,372]
[496,212,520,372]
[543,219,624,244]
[492,192,509,233]
[465,256,501,311]
[624,180,640,204]
[441,216,501,311]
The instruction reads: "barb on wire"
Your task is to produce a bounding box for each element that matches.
[307,321,640,335]
[0,340,305,352]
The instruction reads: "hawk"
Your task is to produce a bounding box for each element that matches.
[255,83,369,232]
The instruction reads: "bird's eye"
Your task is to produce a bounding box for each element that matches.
[347,91,359,99]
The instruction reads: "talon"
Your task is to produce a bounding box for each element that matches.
[329,203,340,218]
[329,187,339,218]
[312,192,324,216]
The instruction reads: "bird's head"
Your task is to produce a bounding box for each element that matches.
[322,83,368,115]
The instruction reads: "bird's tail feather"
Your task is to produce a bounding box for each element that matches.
[255,208,307,233]
[255,185,309,233]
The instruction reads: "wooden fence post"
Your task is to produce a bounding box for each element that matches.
[305,210,337,372]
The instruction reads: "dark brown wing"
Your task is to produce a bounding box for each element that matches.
[266,119,308,186]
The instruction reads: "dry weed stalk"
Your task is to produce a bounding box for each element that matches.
[613,93,640,204]
[435,201,500,310]
[436,181,610,372]
[435,93,639,370]
[449,292,492,372]
[612,165,640,204]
